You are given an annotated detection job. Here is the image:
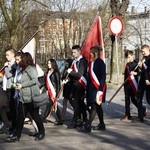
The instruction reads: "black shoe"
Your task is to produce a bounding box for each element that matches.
[6,133,14,138]
[67,122,77,129]
[29,132,38,137]
[6,136,19,142]
[76,119,83,127]
[135,117,144,123]
[139,118,144,123]
[77,123,91,133]
[54,121,63,126]
[93,123,106,131]
[0,126,9,134]
[35,133,45,141]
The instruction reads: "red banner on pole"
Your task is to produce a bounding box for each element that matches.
[81,16,104,62]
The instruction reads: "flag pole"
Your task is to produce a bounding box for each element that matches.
[48,70,70,119]
[0,66,5,72]
[19,30,39,52]
[107,63,140,106]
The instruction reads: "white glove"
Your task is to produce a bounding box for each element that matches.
[62,79,68,84]
[67,68,73,74]
[96,91,103,105]
[15,83,22,90]
[146,80,150,85]
[4,62,9,67]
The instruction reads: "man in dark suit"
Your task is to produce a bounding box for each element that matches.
[79,45,106,132]
[67,45,88,128]
[122,50,139,121]
[137,44,150,122]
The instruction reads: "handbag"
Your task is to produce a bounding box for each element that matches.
[32,91,50,108]
[38,75,45,88]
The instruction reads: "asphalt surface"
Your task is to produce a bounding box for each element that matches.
[0,87,150,150]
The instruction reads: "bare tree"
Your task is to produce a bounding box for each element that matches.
[0,0,51,49]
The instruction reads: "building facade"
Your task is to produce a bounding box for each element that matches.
[123,9,150,59]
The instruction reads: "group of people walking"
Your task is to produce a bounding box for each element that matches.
[122,44,150,122]
[0,43,149,143]
[0,49,45,142]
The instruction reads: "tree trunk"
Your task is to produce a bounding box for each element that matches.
[109,0,129,84]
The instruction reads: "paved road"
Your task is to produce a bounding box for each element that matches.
[0,87,150,150]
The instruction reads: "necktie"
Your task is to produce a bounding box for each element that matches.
[76,61,79,69]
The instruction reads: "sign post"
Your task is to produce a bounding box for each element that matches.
[108,16,124,84]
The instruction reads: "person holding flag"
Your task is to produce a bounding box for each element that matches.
[79,45,106,133]
[121,50,139,121]
[67,45,88,129]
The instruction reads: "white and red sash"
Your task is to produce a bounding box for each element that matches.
[142,63,147,70]
[125,64,138,95]
[89,61,100,89]
[141,58,147,70]
[46,73,56,103]
[71,59,87,88]
[89,61,106,102]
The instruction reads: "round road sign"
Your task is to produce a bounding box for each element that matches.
[108,16,124,36]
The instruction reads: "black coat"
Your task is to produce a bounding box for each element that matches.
[86,58,106,104]
[124,60,138,90]
[138,55,150,85]
[62,67,73,98]
[144,54,150,81]
[47,70,60,96]
[70,56,88,87]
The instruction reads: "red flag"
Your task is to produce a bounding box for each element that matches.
[81,16,105,62]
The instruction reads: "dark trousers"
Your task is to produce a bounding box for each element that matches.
[72,85,87,122]
[89,102,104,125]
[137,84,150,120]
[14,101,45,138]
[145,85,150,105]
[0,89,10,127]
[55,105,62,122]
[9,89,19,132]
[124,88,137,117]
[9,99,18,131]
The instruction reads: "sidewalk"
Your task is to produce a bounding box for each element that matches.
[0,87,150,150]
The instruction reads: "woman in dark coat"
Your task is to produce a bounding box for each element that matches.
[80,46,106,132]
[46,59,63,125]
